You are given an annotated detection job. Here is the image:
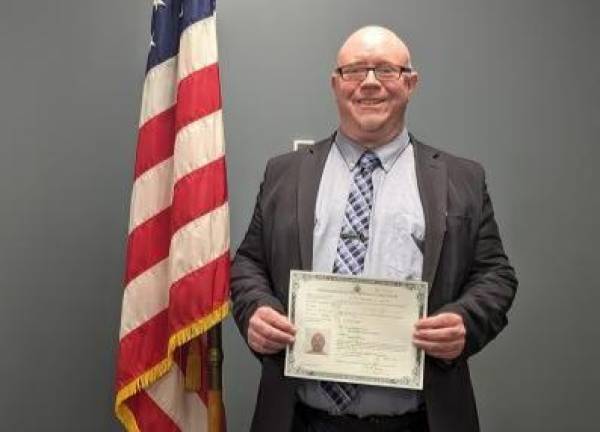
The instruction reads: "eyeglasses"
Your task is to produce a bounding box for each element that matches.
[335,64,413,82]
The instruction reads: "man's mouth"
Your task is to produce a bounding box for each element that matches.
[356,98,385,106]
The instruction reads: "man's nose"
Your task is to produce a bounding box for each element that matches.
[361,69,381,86]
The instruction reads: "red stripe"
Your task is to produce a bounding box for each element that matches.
[116,310,169,391]
[125,391,181,432]
[125,158,227,286]
[124,208,171,286]
[135,107,176,179]
[171,156,227,233]
[175,63,222,132]
[169,252,230,333]
[117,254,229,392]
[134,63,222,180]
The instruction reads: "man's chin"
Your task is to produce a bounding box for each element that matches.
[357,117,386,133]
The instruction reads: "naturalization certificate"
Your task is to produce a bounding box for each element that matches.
[284,270,428,390]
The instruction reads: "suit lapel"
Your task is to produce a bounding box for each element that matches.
[297,135,335,270]
[413,138,448,289]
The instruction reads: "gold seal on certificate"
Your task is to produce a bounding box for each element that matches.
[284,270,428,390]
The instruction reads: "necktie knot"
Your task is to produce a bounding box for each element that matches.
[357,151,380,174]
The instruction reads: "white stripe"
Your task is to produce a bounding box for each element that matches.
[146,366,207,432]
[138,16,218,127]
[128,158,173,233]
[120,204,229,338]
[139,57,177,127]
[119,259,169,339]
[169,202,229,284]
[128,110,224,233]
[177,15,218,82]
[174,110,225,181]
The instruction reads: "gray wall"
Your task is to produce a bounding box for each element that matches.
[1,0,598,431]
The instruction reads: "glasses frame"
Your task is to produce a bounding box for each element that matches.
[335,64,413,82]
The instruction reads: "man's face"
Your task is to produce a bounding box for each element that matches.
[332,33,417,147]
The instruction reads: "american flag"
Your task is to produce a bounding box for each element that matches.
[115,0,229,430]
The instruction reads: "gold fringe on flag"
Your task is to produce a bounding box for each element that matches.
[115,301,230,432]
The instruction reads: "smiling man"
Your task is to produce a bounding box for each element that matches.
[231,26,517,432]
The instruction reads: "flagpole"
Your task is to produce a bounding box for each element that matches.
[208,323,225,432]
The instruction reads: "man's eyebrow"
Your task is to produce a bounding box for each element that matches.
[339,61,369,67]
[340,61,399,68]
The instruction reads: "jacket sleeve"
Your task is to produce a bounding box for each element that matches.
[439,171,518,359]
[230,163,286,355]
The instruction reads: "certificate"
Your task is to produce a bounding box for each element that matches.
[284,270,428,390]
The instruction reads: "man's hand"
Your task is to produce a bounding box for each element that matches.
[248,306,296,354]
[413,312,466,360]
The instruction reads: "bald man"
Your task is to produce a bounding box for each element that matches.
[231,26,517,432]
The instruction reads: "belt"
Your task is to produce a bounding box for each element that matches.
[296,403,427,432]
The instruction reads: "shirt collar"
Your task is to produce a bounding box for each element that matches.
[334,128,410,173]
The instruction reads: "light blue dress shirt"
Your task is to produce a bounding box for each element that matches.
[296,128,426,416]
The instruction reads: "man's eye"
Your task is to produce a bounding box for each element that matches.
[344,67,363,74]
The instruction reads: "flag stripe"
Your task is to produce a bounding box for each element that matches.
[146,364,208,432]
[129,111,225,233]
[129,158,173,233]
[136,107,176,179]
[125,160,227,286]
[171,156,227,233]
[139,15,218,129]
[120,259,168,338]
[173,110,225,181]
[139,58,177,127]
[125,208,171,286]
[126,391,181,432]
[177,15,218,82]
[169,251,230,333]
[175,63,222,132]
[168,203,229,284]
[117,310,170,389]
[117,254,229,388]
[121,241,229,340]
[135,64,222,180]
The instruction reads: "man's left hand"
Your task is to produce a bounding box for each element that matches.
[413,312,466,360]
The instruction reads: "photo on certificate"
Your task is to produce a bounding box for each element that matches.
[284,271,428,390]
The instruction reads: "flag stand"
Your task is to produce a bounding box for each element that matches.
[208,323,225,432]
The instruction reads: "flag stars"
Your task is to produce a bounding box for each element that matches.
[149,32,157,50]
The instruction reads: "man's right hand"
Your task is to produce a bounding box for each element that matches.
[247,306,296,354]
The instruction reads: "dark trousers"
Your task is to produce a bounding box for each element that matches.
[292,404,429,432]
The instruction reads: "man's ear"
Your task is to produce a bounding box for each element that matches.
[330,73,337,90]
[406,71,419,95]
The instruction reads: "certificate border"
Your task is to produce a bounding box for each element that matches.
[285,270,428,390]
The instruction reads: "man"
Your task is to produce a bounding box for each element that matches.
[231,26,517,432]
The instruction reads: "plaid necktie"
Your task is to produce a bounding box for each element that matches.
[319,150,381,413]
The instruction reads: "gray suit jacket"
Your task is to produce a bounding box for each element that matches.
[231,134,517,432]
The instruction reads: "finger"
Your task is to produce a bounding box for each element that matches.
[413,338,464,359]
[414,325,465,342]
[251,317,295,345]
[248,328,286,354]
[413,338,463,354]
[415,312,462,330]
[258,308,296,334]
[415,346,462,360]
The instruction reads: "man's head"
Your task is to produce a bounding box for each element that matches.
[331,26,418,148]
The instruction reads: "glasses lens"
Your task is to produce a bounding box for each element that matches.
[341,67,367,81]
[374,66,400,80]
